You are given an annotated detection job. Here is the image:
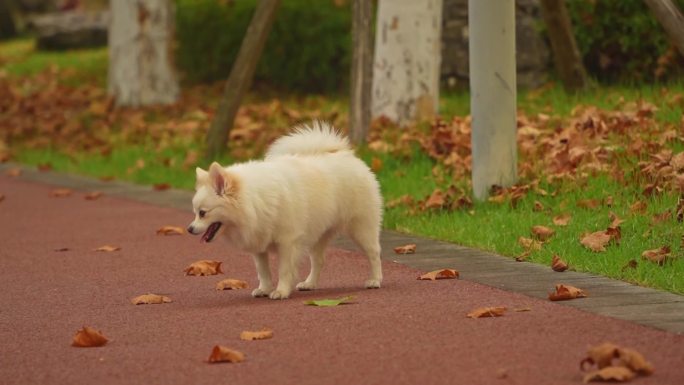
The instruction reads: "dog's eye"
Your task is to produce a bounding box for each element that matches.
[199,210,206,218]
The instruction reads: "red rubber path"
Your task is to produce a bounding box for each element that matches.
[1,176,683,385]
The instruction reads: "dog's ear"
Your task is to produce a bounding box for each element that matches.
[208,162,234,196]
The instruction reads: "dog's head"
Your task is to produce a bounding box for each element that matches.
[187,162,240,242]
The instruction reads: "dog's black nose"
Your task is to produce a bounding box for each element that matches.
[187,226,195,234]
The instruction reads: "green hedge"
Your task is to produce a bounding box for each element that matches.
[175,0,351,93]
[567,0,684,83]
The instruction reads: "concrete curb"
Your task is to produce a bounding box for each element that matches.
[2,162,683,334]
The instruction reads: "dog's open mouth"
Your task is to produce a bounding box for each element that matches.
[202,222,222,243]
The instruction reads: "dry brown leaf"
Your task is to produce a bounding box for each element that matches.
[131,294,172,305]
[153,183,171,191]
[417,269,459,280]
[548,284,587,301]
[630,200,648,214]
[424,189,445,209]
[621,259,638,271]
[94,245,121,252]
[240,329,274,341]
[580,231,612,252]
[518,236,542,251]
[466,306,507,318]
[577,199,601,209]
[185,260,223,276]
[533,200,545,212]
[370,157,383,172]
[641,246,671,265]
[515,251,531,262]
[677,194,684,222]
[583,366,635,383]
[652,210,672,224]
[156,225,185,235]
[84,191,103,200]
[215,278,248,290]
[551,254,569,272]
[72,326,108,347]
[581,342,620,370]
[513,307,532,312]
[393,243,417,254]
[531,225,555,241]
[5,168,21,177]
[208,345,245,363]
[553,213,572,226]
[50,188,72,197]
[617,347,654,375]
[54,247,70,252]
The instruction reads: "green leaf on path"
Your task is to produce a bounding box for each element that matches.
[304,296,355,307]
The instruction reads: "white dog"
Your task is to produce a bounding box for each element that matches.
[187,122,383,299]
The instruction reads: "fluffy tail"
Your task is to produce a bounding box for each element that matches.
[265,121,351,158]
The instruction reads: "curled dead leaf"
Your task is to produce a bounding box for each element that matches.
[215,278,248,290]
[208,345,245,363]
[424,189,445,209]
[629,200,648,214]
[580,231,612,252]
[583,366,635,383]
[548,284,586,301]
[466,306,507,318]
[581,342,619,370]
[417,269,459,280]
[50,188,72,198]
[131,294,172,305]
[515,251,530,262]
[533,200,544,212]
[641,246,671,265]
[617,347,654,375]
[94,245,121,252]
[239,328,273,341]
[184,260,223,276]
[156,225,185,235]
[84,191,103,200]
[72,326,108,347]
[551,254,569,272]
[393,243,417,254]
[518,236,542,251]
[531,225,555,241]
[553,213,571,226]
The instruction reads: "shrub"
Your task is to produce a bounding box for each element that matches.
[567,0,684,83]
[175,0,351,93]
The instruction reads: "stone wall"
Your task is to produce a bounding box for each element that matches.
[441,0,551,89]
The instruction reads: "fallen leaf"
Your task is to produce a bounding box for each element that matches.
[208,345,245,363]
[5,168,21,177]
[677,194,684,222]
[466,306,507,318]
[548,284,587,301]
[239,329,273,341]
[553,213,571,226]
[72,326,108,347]
[215,278,248,290]
[515,251,531,262]
[370,157,383,172]
[54,247,70,252]
[393,243,417,254]
[417,269,459,280]
[604,196,614,207]
[577,199,601,209]
[583,367,635,383]
[153,183,171,191]
[131,294,172,305]
[518,236,542,251]
[304,295,355,307]
[531,225,555,241]
[156,225,185,235]
[580,231,612,252]
[641,246,671,265]
[513,307,532,312]
[621,259,638,271]
[652,210,672,224]
[581,342,619,370]
[184,260,223,276]
[533,200,545,212]
[37,163,53,172]
[424,189,445,209]
[50,188,72,197]
[617,347,654,375]
[94,245,121,252]
[630,200,648,214]
[551,254,569,272]
[84,191,103,200]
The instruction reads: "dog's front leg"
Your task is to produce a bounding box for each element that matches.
[251,252,273,297]
[269,244,299,299]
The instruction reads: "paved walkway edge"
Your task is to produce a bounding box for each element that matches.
[2,163,683,334]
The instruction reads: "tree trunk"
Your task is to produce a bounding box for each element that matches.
[644,0,684,57]
[108,0,179,107]
[349,0,374,145]
[204,0,281,161]
[539,0,589,92]
[371,0,442,126]
[0,0,17,40]
[469,0,517,201]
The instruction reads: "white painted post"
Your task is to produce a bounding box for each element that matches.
[468,0,517,200]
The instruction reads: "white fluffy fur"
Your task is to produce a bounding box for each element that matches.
[189,121,383,299]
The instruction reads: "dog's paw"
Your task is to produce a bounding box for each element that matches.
[296,281,316,291]
[268,289,290,300]
[251,288,271,297]
[365,279,381,289]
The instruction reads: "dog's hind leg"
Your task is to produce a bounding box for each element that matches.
[348,222,383,289]
[296,231,335,291]
[251,252,274,298]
